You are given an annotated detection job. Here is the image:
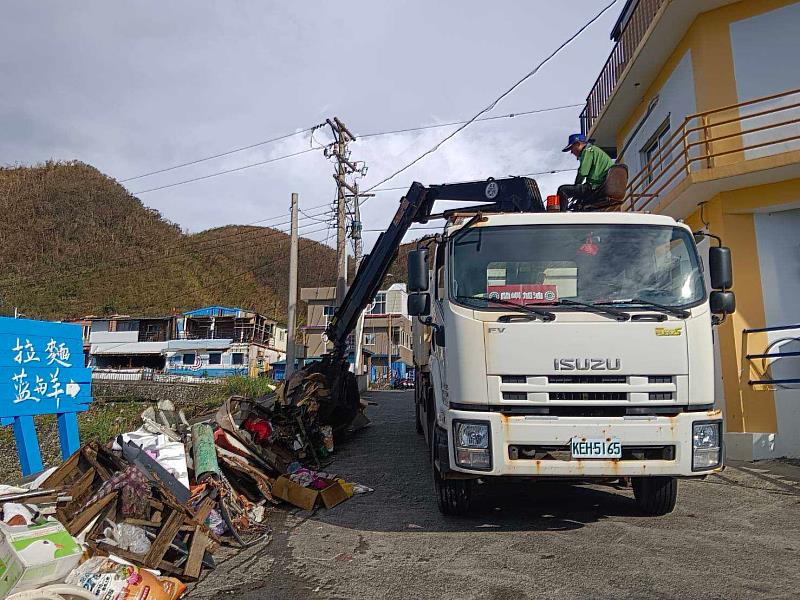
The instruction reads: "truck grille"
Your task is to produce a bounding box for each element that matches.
[550,391,627,401]
[498,374,679,403]
[548,375,626,384]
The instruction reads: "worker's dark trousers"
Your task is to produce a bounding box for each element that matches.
[557,183,593,211]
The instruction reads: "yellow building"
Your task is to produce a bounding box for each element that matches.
[581,0,800,459]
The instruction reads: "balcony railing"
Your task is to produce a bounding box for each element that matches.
[743,324,800,389]
[581,0,666,135]
[621,87,800,212]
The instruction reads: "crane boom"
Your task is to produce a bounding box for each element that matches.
[325,176,544,353]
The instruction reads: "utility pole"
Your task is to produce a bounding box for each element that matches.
[351,185,365,375]
[387,312,393,385]
[326,117,357,308]
[285,192,299,378]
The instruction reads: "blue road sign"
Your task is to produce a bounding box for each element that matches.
[0,317,92,475]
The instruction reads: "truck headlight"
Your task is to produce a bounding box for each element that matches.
[454,421,492,471]
[692,421,722,471]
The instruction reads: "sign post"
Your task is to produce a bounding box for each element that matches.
[0,317,93,476]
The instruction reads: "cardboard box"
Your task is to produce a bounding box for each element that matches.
[272,476,319,511]
[0,520,82,597]
[319,481,349,509]
[272,476,350,511]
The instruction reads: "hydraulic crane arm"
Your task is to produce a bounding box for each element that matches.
[325,176,544,353]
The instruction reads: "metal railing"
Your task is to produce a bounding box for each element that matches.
[581,0,666,134]
[621,88,800,212]
[743,324,800,388]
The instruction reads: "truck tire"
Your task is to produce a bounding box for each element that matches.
[431,425,473,515]
[414,373,424,435]
[434,467,474,516]
[632,476,678,516]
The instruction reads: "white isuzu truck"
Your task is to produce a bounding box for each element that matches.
[316,176,734,517]
[404,182,735,516]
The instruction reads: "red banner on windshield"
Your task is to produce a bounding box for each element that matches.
[487,284,558,305]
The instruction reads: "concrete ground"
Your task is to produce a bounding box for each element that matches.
[192,390,800,600]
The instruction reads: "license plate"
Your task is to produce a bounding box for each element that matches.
[570,437,622,459]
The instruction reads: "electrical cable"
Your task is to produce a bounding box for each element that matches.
[357,103,583,139]
[119,124,324,183]
[132,147,322,195]
[361,0,619,193]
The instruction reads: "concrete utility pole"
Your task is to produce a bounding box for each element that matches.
[285,192,299,378]
[351,185,365,374]
[387,312,393,385]
[326,117,357,308]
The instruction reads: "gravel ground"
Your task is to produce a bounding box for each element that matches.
[192,390,800,600]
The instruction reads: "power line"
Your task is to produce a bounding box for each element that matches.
[357,103,583,139]
[119,124,324,183]
[362,0,619,193]
[131,147,322,195]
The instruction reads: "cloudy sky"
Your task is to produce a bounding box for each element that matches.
[1,1,619,250]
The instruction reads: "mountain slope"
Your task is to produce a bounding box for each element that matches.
[0,161,417,323]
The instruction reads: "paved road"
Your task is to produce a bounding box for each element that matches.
[193,390,800,599]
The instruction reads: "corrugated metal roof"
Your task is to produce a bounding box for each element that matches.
[165,339,233,351]
[90,341,168,355]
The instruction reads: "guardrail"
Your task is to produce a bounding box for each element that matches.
[92,369,222,384]
[743,323,800,387]
[580,0,666,134]
[621,87,800,212]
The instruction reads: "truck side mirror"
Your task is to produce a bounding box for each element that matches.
[709,246,732,290]
[710,290,735,315]
[408,293,430,316]
[407,249,429,292]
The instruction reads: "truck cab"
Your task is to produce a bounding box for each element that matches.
[409,210,735,515]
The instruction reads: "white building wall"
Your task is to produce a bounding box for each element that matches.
[621,51,697,210]
[730,3,800,160]
[754,207,800,457]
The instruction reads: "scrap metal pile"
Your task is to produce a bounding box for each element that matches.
[0,372,371,599]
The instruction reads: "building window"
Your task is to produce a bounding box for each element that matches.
[116,320,140,332]
[209,352,222,365]
[641,117,671,184]
[232,352,245,365]
[182,353,196,366]
[369,292,386,315]
[364,333,376,346]
[323,305,336,327]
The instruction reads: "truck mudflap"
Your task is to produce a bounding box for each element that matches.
[445,408,723,478]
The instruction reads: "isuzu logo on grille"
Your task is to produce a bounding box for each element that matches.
[554,358,622,371]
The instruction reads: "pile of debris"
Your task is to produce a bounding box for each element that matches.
[0,375,371,598]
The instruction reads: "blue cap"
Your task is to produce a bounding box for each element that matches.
[562,133,586,152]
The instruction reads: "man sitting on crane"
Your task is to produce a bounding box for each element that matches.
[557,133,614,211]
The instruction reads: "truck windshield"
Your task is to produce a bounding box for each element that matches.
[449,224,705,310]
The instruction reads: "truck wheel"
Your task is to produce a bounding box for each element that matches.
[414,374,424,435]
[632,476,678,516]
[434,467,473,516]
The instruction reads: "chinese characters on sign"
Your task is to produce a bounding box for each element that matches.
[487,284,559,305]
[11,338,76,409]
[1,317,93,476]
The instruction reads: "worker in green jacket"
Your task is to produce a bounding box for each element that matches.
[557,133,614,211]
